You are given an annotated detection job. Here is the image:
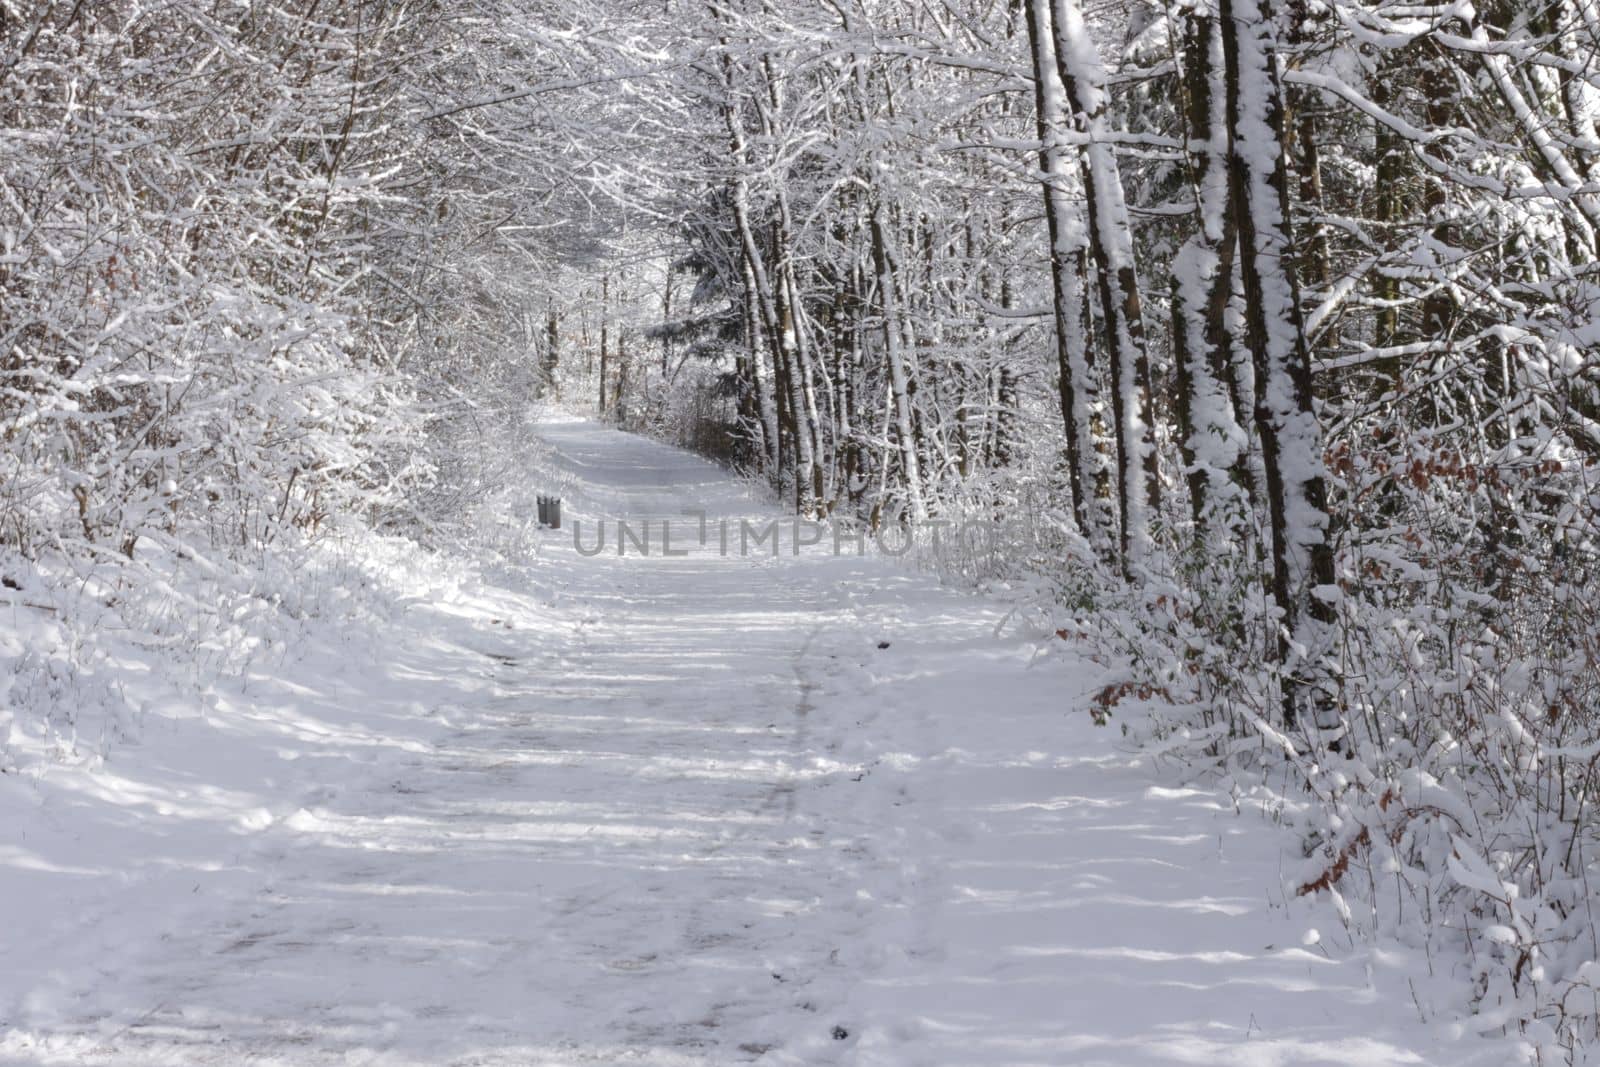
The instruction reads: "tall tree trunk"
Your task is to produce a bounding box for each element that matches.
[1220,0,1340,727]
[615,330,630,421]
[870,202,927,521]
[1172,11,1249,536]
[831,256,863,514]
[757,54,824,513]
[774,269,819,516]
[544,305,560,400]
[1052,0,1158,569]
[738,252,781,468]
[722,101,796,489]
[598,274,609,415]
[713,4,792,490]
[1021,0,1101,544]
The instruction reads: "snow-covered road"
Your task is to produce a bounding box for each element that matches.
[3,418,1500,1065]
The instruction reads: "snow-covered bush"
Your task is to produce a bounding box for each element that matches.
[0,0,603,777]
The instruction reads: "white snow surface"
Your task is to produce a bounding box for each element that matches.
[1,417,1509,1065]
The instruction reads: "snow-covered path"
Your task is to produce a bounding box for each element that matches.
[3,419,1499,1065]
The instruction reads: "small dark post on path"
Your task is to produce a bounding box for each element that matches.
[538,495,562,529]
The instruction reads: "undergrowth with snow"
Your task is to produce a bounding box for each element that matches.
[909,487,1600,1065]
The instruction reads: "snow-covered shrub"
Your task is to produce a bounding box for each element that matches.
[1052,425,1600,1063]
[0,0,585,781]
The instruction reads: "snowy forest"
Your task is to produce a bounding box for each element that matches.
[4,0,1600,1063]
